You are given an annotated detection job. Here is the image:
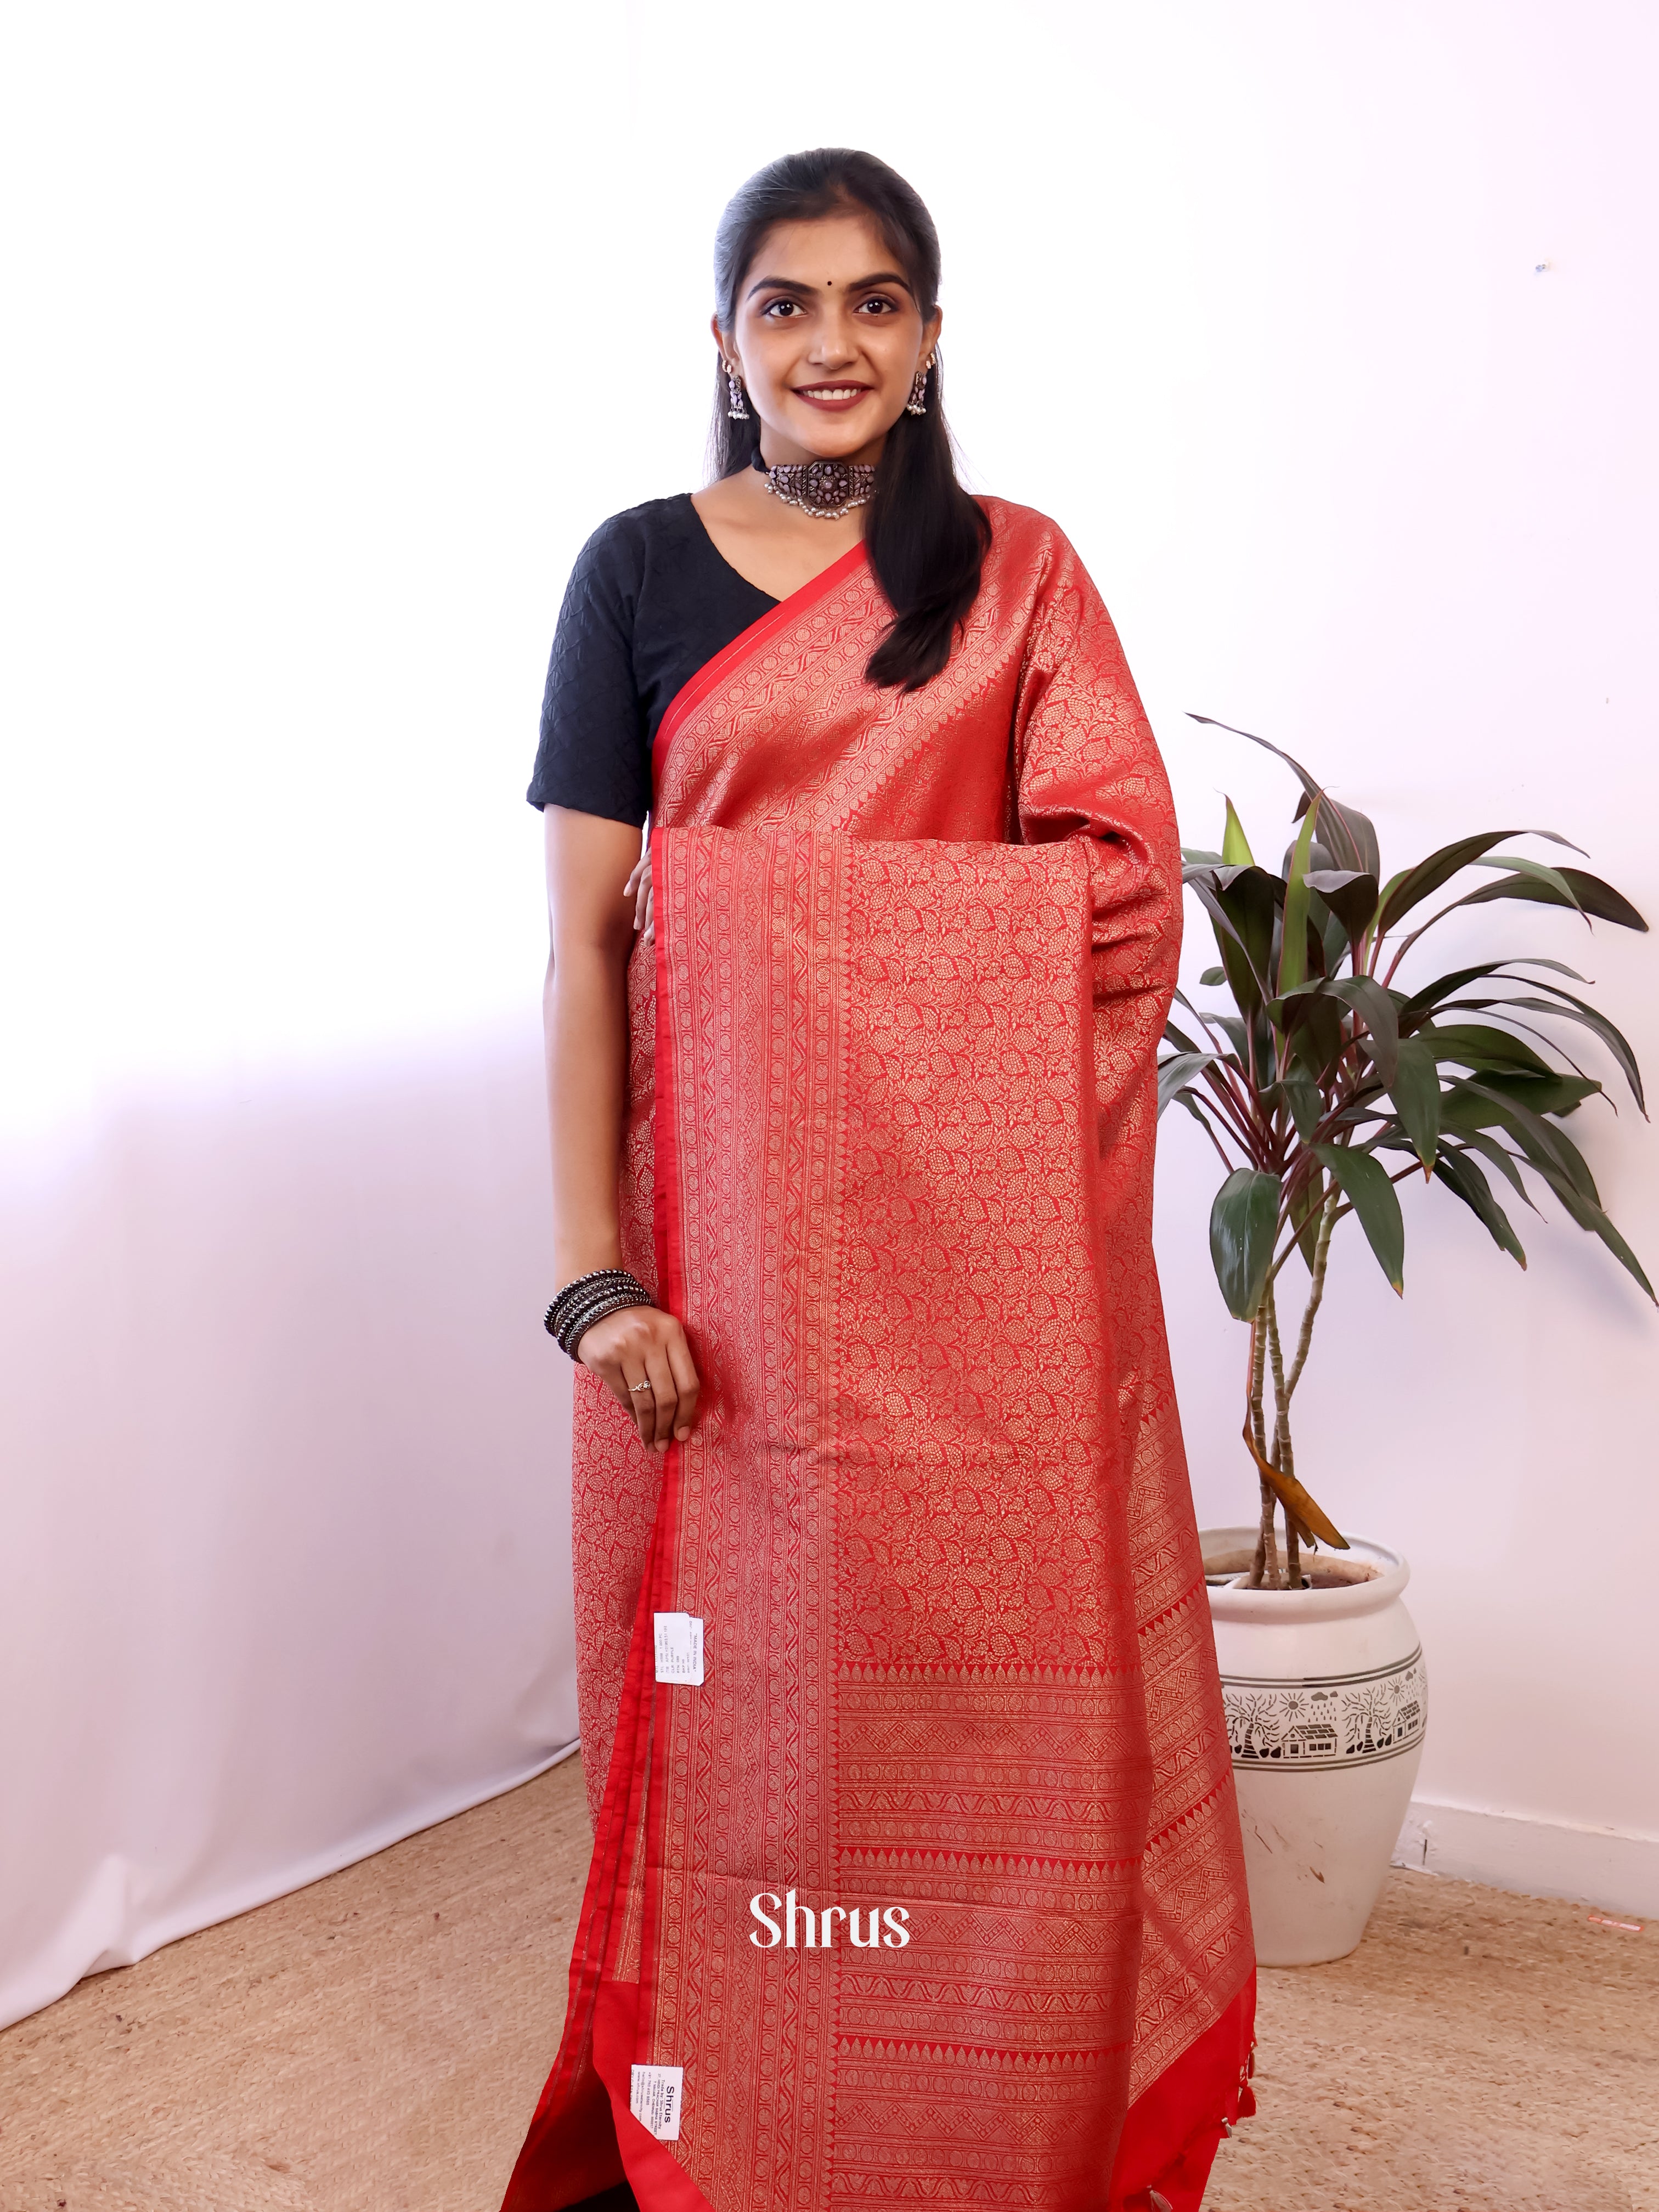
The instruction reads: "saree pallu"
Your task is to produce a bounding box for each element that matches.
[504,503,1255,2212]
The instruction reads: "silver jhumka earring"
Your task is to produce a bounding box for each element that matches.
[905,359,932,416]
[726,365,751,420]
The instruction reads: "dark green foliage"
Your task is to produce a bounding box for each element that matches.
[1162,725,1652,1550]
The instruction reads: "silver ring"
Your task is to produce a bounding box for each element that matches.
[629,1380,654,1394]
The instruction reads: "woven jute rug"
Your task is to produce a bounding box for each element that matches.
[0,1757,1653,2212]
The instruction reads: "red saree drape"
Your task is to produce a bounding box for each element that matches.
[503,503,1255,2212]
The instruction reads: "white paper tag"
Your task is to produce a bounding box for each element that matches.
[630,2062,684,2140]
[653,1611,704,1684]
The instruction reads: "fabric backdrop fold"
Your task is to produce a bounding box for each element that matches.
[504,504,1254,2212]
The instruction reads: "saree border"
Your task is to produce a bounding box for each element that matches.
[652,540,870,779]
[581,828,715,2212]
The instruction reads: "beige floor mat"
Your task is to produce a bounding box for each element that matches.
[2,1758,1653,2212]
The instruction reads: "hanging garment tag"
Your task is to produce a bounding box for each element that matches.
[630,2063,684,2140]
[653,1612,704,1684]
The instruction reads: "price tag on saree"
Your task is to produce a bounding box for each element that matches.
[630,2063,684,2139]
[653,1612,704,1684]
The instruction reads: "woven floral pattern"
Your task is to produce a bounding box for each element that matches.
[505,505,1252,2212]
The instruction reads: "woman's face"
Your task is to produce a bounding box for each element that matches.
[715,210,943,466]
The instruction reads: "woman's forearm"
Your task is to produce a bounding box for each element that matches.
[545,940,631,1283]
[539,812,697,1448]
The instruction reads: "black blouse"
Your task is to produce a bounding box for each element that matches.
[528,495,777,825]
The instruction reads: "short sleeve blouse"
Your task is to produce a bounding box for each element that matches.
[527,495,777,824]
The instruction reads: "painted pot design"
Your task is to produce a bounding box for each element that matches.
[1202,1529,1426,1967]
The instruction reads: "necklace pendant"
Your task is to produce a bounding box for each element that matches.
[755,454,878,520]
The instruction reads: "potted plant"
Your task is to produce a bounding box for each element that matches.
[1163,719,1650,1963]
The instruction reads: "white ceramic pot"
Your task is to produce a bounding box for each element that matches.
[1202,1528,1426,1967]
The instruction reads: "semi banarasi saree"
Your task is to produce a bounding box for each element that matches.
[504,502,1255,2212]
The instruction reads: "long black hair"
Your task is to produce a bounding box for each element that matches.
[710,149,991,694]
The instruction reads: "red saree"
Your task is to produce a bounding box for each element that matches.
[504,503,1255,2212]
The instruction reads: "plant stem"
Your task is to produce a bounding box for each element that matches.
[1254,1473,1278,1590]
[1202,1065,1268,1158]
[1189,1105,1239,1173]
[1284,1187,1339,1401]
[1246,1311,1275,1589]
[1263,1284,1294,1589]
[1265,1190,1342,1590]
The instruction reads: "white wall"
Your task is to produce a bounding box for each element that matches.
[1,7,597,2029]
[4,1,1655,2025]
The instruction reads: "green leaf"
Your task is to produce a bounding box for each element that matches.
[1181,847,1224,866]
[1314,1143,1405,1292]
[1389,1035,1441,1171]
[1549,1186,1657,1301]
[1209,1169,1282,1320]
[1451,1082,1600,1203]
[1222,797,1255,867]
[1277,798,1322,996]
[1292,791,1380,883]
[1417,1023,1555,1076]
[1450,1126,1542,1211]
[1199,966,1227,987]
[1452,867,1647,933]
[1170,993,1247,1074]
[1271,978,1398,1080]
[1497,994,1646,1115]
[1170,1088,1223,1141]
[1473,854,1585,912]
[1374,866,1410,924]
[1187,716,1380,876]
[1283,838,1335,879]
[1289,992,1345,1083]
[1375,830,1588,941]
[1211,1012,1252,1065]
[1282,1059,1323,1141]
[1328,975,1401,1085]
[1314,896,1351,980]
[1305,868,1380,941]
[1434,1149,1527,1266]
[1373,832,1519,938]
[1398,958,1589,1021]
[1481,1070,1601,1115]
[1159,1051,1218,1117]
[1187,865,1280,1019]
[1309,870,1378,975]
[1430,989,1644,1108]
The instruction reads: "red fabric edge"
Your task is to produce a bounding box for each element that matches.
[499,831,699,2212]
[577,834,705,2212]
[648,826,687,1320]
[636,826,685,2052]
[651,541,870,780]
[498,1528,664,2210]
[595,1982,717,2212]
[1108,1974,1257,2212]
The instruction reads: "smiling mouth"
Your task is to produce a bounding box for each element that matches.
[793,384,871,407]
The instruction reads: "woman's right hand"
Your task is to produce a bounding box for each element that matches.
[578,1303,701,1452]
[624,847,654,943]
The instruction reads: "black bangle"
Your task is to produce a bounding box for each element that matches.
[563,1289,650,1357]
[544,1267,653,1359]
[545,1268,640,1335]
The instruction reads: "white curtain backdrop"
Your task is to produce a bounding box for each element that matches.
[4,0,1656,2030]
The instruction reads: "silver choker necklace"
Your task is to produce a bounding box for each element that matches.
[752,449,876,520]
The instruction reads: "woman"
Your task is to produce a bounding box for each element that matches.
[503,149,1254,2212]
